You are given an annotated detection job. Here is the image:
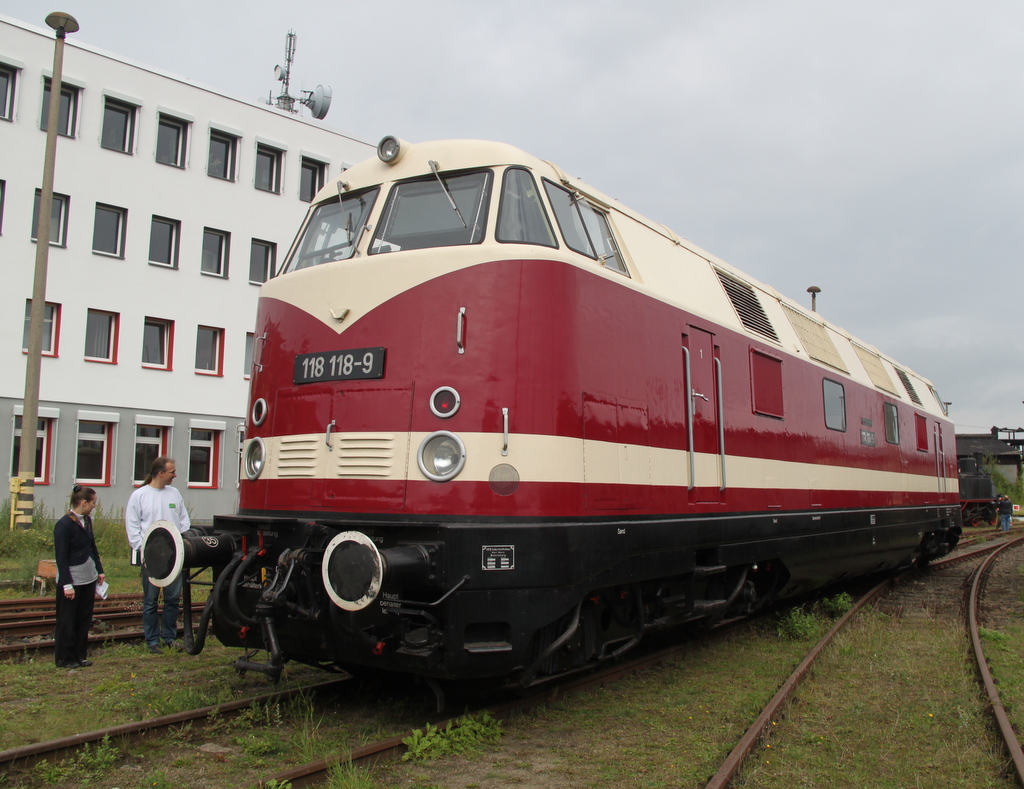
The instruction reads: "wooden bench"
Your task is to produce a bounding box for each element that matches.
[33,559,57,596]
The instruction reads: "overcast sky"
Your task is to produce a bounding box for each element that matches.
[4,0,1022,433]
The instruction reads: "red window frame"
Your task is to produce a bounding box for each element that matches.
[142,317,175,370]
[84,309,120,364]
[75,420,114,486]
[187,428,221,489]
[195,325,225,376]
[23,300,61,357]
[11,415,55,485]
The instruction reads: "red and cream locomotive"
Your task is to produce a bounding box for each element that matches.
[144,137,960,688]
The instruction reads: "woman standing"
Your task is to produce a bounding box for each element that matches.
[53,485,105,668]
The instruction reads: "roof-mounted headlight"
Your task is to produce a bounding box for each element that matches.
[377,135,408,164]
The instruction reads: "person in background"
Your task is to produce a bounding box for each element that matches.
[998,495,1014,533]
[54,485,104,669]
[125,456,191,653]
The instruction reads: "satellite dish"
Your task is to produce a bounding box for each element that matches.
[303,85,332,120]
[274,64,285,81]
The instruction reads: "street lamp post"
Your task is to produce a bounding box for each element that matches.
[11,12,78,529]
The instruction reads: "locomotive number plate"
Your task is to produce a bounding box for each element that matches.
[293,347,385,384]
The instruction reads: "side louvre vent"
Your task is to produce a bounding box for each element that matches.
[894,367,923,405]
[276,436,318,477]
[715,269,780,343]
[851,343,898,395]
[334,434,396,478]
[781,304,848,373]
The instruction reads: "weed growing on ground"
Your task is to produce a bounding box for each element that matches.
[33,734,119,784]
[325,761,377,789]
[402,711,502,761]
[235,698,284,729]
[775,607,820,640]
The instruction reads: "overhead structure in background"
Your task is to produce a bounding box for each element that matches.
[268,30,332,121]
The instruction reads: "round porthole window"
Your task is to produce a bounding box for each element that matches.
[251,398,268,426]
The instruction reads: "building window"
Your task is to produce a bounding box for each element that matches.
[100,97,136,153]
[31,190,69,246]
[188,428,220,488]
[40,78,78,136]
[249,239,275,283]
[255,144,283,193]
[0,64,16,121]
[208,130,237,180]
[244,332,254,378]
[84,309,119,363]
[11,415,55,485]
[156,114,188,167]
[823,379,846,432]
[134,424,168,483]
[92,203,127,257]
[149,216,180,267]
[884,402,900,444]
[142,317,173,369]
[76,421,113,484]
[195,325,224,375]
[300,157,325,202]
[22,300,60,356]
[202,228,230,277]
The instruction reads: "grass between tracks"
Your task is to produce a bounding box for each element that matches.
[377,589,1020,789]
[0,638,432,789]
[375,603,842,789]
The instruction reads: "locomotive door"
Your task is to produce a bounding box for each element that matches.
[315,386,414,511]
[683,327,722,503]
[933,422,947,495]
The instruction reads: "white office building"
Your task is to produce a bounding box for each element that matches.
[0,14,375,521]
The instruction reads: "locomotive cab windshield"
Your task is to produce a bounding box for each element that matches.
[369,168,492,254]
[285,187,379,272]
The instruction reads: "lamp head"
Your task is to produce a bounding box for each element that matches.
[45,12,79,35]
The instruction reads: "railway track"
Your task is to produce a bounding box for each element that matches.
[695,537,1024,789]
[2,537,1019,787]
[0,592,147,652]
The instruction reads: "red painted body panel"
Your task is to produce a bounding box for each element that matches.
[241,257,958,518]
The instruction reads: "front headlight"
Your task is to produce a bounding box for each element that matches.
[417,431,466,482]
[243,437,266,481]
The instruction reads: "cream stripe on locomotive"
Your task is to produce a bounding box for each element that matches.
[249,433,956,494]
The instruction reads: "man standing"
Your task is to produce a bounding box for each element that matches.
[998,495,1014,533]
[126,456,191,653]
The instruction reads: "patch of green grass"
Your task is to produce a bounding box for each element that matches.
[983,622,1024,735]
[402,711,502,761]
[735,610,1013,788]
[325,761,377,789]
[33,734,120,784]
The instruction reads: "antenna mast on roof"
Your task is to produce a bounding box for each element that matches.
[268,30,333,120]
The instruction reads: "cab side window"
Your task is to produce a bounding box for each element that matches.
[823,379,846,431]
[543,180,629,276]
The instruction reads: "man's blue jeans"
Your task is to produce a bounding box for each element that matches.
[1002,514,1012,532]
[142,566,181,646]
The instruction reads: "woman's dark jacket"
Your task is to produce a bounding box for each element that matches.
[53,513,104,588]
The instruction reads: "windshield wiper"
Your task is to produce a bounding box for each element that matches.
[428,160,467,229]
